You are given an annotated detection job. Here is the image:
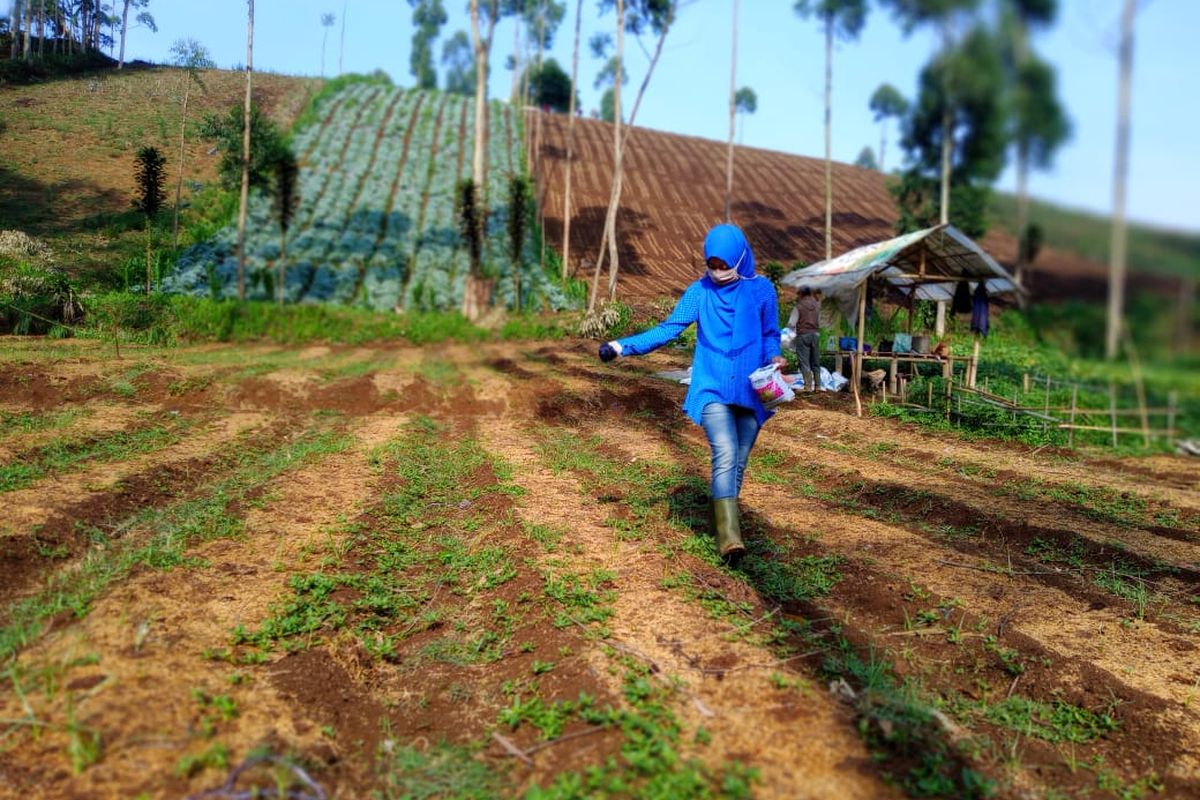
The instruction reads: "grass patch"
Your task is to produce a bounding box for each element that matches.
[979,695,1117,744]
[0,413,187,493]
[0,426,350,662]
[234,419,520,661]
[0,409,84,438]
[376,739,501,800]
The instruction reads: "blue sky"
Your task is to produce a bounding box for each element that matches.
[104,0,1198,233]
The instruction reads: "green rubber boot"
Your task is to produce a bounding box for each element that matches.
[713,498,745,559]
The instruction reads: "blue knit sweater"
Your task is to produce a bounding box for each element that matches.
[617,277,782,426]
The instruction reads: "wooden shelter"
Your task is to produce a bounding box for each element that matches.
[780,224,1022,402]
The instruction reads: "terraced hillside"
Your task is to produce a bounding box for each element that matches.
[167,84,570,312]
[530,111,1182,303]
[2,337,1198,798]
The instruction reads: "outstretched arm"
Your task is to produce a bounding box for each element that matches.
[602,285,701,359]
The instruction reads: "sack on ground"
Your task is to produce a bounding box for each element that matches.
[749,364,795,407]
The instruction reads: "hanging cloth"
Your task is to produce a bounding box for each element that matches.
[970,282,990,338]
[952,280,973,314]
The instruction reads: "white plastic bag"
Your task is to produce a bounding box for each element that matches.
[749,364,795,407]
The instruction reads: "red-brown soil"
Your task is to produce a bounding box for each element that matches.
[1,338,1198,799]
[529,111,1182,304]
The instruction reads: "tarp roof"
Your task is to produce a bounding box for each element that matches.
[779,224,1021,302]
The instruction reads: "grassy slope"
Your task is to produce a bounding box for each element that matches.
[989,192,1200,280]
[0,67,320,279]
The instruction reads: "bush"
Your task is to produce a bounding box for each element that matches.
[0,261,83,335]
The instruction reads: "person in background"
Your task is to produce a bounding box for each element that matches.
[787,286,821,392]
[598,224,784,560]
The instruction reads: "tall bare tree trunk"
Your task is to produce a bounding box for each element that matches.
[278,232,287,306]
[22,0,32,61]
[723,0,737,223]
[1014,146,1029,286]
[338,0,347,74]
[510,16,521,101]
[8,1,17,61]
[588,0,622,311]
[561,0,583,282]
[37,0,44,59]
[822,15,832,260]
[589,0,673,308]
[237,0,254,302]
[878,119,886,173]
[464,0,497,319]
[1106,0,1135,361]
[173,84,190,249]
[118,0,129,68]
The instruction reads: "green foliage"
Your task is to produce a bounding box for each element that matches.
[527,58,577,113]
[457,178,484,278]
[410,0,449,90]
[981,695,1117,743]
[733,86,757,115]
[854,146,878,170]
[376,741,500,800]
[794,0,869,41]
[271,148,300,235]
[198,103,288,193]
[133,146,167,218]
[441,30,476,96]
[0,261,83,334]
[508,174,532,267]
[0,49,114,88]
[292,72,395,132]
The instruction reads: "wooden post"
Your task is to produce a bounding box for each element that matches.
[1167,390,1177,440]
[1109,381,1118,448]
[946,376,953,423]
[1068,385,1078,447]
[1043,374,1051,416]
[969,334,981,388]
[927,381,933,408]
[1023,373,1030,394]
[853,279,867,418]
[1123,332,1151,447]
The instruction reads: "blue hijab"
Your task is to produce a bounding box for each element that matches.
[699,224,760,356]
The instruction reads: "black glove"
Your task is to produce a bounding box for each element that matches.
[598,342,618,363]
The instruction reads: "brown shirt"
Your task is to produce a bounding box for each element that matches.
[788,296,821,334]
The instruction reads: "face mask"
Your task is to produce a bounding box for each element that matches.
[708,268,740,285]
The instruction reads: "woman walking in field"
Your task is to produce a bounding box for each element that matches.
[598,224,785,560]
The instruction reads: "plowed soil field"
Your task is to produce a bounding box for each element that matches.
[2,337,1199,799]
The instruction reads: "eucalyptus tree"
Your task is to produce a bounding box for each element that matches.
[463,0,512,317]
[868,83,907,172]
[117,0,155,69]
[854,146,878,170]
[168,37,215,248]
[588,0,680,309]
[1107,0,1135,360]
[795,0,867,260]
[892,24,1007,238]
[320,12,335,77]
[734,86,756,143]
[408,0,446,89]
[237,0,254,301]
[560,0,583,281]
[441,30,475,95]
[999,0,1068,287]
[723,0,738,223]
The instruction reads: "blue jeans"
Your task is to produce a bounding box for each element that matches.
[700,403,761,500]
